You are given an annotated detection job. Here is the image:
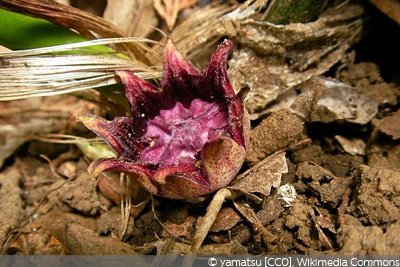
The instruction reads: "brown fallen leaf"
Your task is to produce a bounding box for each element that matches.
[198,207,242,233]
[38,211,139,255]
[231,152,288,203]
[154,0,199,30]
[227,2,365,114]
[296,77,378,124]
[334,135,366,156]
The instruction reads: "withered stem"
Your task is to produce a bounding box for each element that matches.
[189,188,236,254]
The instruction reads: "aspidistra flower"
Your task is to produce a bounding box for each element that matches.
[78,38,249,200]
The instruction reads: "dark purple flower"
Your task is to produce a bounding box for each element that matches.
[78,38,249,199]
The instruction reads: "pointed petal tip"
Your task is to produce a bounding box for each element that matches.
[221,39,233,49]
[163,37,196,73]
[89,160,106,179]
[164,37,177,56]
[115,69,134,83]
[77,114,101,129]
[214,39,233,61]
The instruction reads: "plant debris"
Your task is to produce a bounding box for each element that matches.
[1,0,400,256]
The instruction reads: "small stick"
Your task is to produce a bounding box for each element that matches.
[189,188,235,254]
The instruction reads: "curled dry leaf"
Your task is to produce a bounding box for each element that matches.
[227,2,365,114]
[230,153,288,203]
[0,118,67,168]
[0,97,75,168]
[294,76,378,124]
[41,213,139,255]
[334,135,366,156]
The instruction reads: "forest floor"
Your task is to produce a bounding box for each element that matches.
[0,0,399,255]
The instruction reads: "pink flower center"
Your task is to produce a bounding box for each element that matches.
[140,98,228,166]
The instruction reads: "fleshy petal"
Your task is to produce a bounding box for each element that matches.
[154,175,212,199]
[201,136,246,191]
[153,161,212,199]
[226,89,249,149]
[78,115,143,160]
[200,39,235,101]
[162,38,201,107]
[80,38,249,200]
[116,70,164,120]
[200,39,248,148]
[92,158,159,196]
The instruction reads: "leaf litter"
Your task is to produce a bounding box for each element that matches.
[1,0,400,256]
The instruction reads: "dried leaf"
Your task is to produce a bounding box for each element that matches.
[296,77,378,124]
[227,2,365,114]
[334,135,366,156]
[41,212,140,255]
[0,38,161,101]
[104,0,158,37]
[230,152,288,203]
[207,207,241,232]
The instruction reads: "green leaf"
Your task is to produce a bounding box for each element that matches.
[0,8,115,54]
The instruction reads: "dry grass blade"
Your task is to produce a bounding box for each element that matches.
[0,37,162,58]
[167,4,234,56]
[0,0,152,62]
[167,0,269,57]
[29,133,102,144]
[0,38,162,101]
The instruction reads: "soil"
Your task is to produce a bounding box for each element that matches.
[1,1,400,256]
